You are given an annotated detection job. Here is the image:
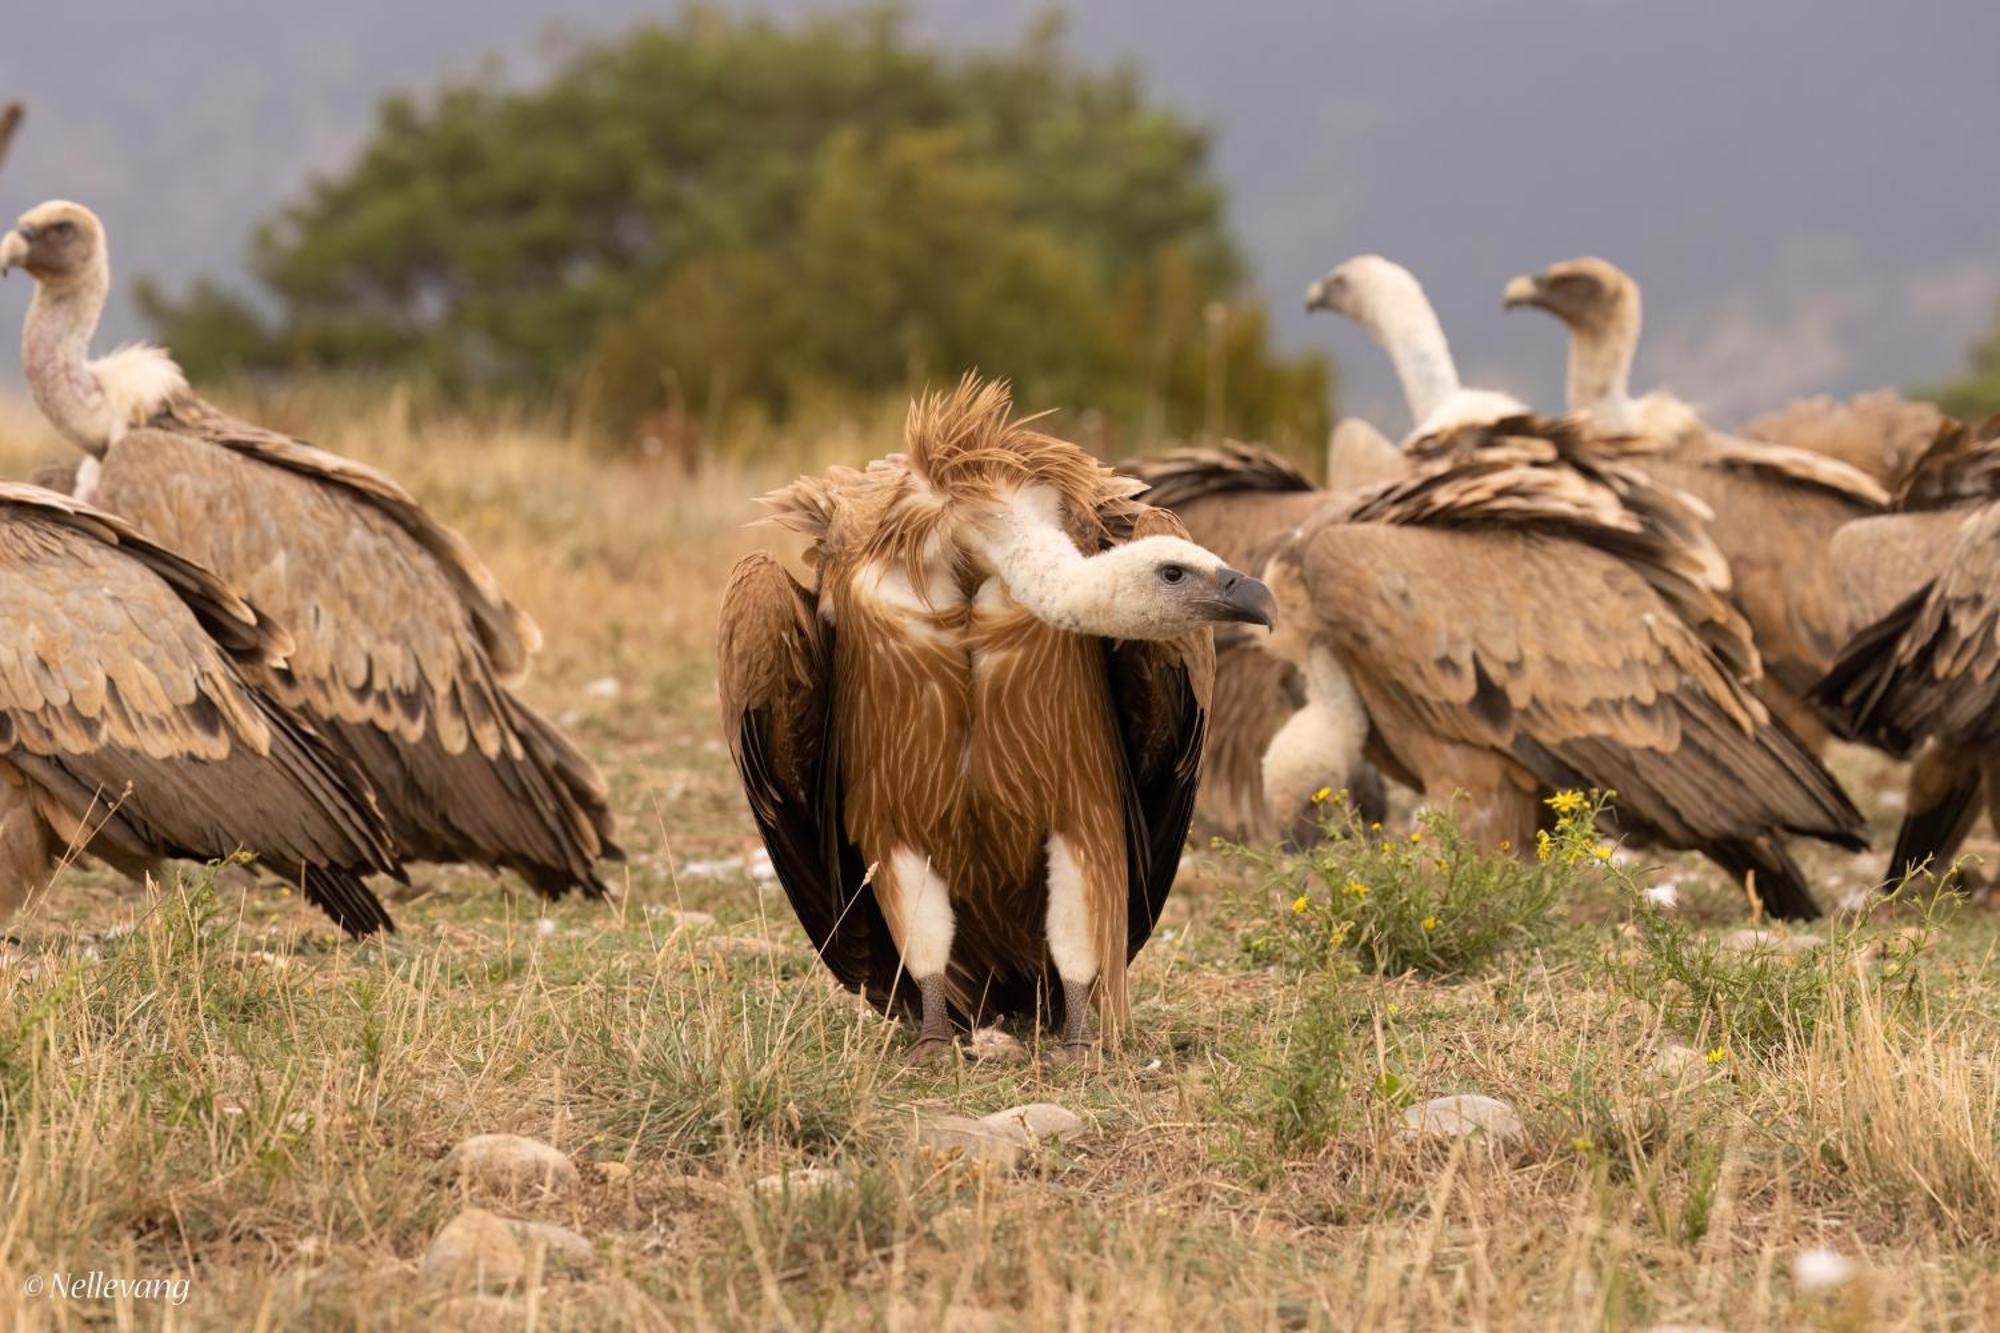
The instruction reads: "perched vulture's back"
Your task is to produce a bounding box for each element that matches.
[89,395,619,898]
[0,483,400,932]
[1264,413,1865,919]
[1743,390,1945,491]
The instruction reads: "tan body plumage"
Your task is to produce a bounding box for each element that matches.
[1744,390,1945,491]
[0,483,400,932]
[1260,414,1865,918]
[2,202,619,900]
[719,379,1270,1052]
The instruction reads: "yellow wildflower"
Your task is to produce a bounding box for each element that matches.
[1408,830,1422,844]
[1369,822,1382,833]
[1572,1136,1593,1153]
[1291,895,1310,914]
[1591,843,1614,862]
[1344,880,1370,898]
[1535,829,1553,864]
[1704,1046,1729,1066]
[1546,789,1586,816]
[1422,915,1439,931]
[1498,840,1511,853]
[1310,786,1332,805]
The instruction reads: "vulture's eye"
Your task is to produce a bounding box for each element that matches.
[48,221,75,239]
[1158,565,1186,586]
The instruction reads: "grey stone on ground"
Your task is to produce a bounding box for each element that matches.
[913,1116,1028,1170]
[1718,928,1825,955]
[979,1102,1086,1144]
[1400,1094,1525,1142]
[421,1208,525,1291]
[509,1219,595,1272]
[753,1166,850,1198]
[447,1134,580,1197]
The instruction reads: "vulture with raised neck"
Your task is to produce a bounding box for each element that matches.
[1502,257,1890,749]
[719,377,1271,1055]
[1306,255,1529,441]
[0,202,618,900]
[1257,413,1865,917]
[0,483,401,932]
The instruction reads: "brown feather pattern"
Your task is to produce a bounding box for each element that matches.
[721,376,1214,1036]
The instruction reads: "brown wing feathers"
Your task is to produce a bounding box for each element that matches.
[94,402,617,897]
[0,488,401,934]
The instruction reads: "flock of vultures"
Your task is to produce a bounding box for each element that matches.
[1,103,1996,1060]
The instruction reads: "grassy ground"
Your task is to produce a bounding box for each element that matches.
[0,390,1995,1330]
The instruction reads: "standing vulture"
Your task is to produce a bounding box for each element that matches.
[1258,413,1866,918]
[718,377,1272,1054]
[2,202,618,899]
[1501,257,1890,750]
[0,483,400,932]
[1817,415,2000,882]
[1122,442,1388,844]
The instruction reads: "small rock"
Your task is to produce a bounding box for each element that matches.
[1650,1043,1708,1086]
[508,1219,595,1272]
[447,1134,580,1197]
[980,1102,1085,1144]
[584,676,622,700]
[753,1166,850,1199]
[430,1294,526,1329]
[1718,929,1824,955]
[1400,1094,1524,1143]
[661,909,717,930]
[1643,883,1680,910]
[535,917,556,937]
[966,1028,1026,1063]
[1793,1246,1856,1292]
[913,1116,1028,1170]
[678,855,748,881]
[747,848,777,883]
[421,1208,525,1291]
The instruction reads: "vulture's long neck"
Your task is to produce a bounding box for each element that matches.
[1356,279,1461,427]
[971,491,1148,640]
[1567,304,1641,430]
[23,263,117,455]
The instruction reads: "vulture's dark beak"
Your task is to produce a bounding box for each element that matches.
[1209,567,1276,628]
[1304,278,1331,313]
[0,228,28,276]
[1501,273,1544,311]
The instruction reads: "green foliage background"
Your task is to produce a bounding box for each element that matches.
[138,6,1332,451]
[1915,304,2000,421]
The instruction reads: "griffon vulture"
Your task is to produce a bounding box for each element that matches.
[1501,257,1890,749]
[1816,415,2000,881]
[1259,413,1866,918]
[1123,442,1388,843]
[1,202,618,899]
[1744,390,1946,491]
[0,483,400,932]
[718,378,1272,1054]
[1305,255,1528,439]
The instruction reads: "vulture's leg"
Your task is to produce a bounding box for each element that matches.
[1887,741,1983,888]
[0,772,55,924]
[1044,831,1123,1058]
[881,848,957,1058]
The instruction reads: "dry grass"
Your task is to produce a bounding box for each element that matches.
[0,387,1996,1329]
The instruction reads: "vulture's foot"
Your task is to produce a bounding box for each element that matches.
[905,973,954,1062]
[904,1035,956,1064]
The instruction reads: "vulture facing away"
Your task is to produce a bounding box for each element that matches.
[1502,257,1890,749]
[718,377,1271,1053]
[2,202,618,900]
[1817,416,2000,881]
[1258,414,1866,918]
[0,483,400,932]
[1744,390,1946,492]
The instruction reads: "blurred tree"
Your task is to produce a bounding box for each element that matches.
[1915,302,2000,420]
[143,4,1330,450]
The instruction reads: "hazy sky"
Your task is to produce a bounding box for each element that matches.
[3,1,1996,426]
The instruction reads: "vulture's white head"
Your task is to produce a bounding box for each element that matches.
[969,486,1274,641]
[1305,254,1429,330]
[0,200,108,295]
[1066,534,1276,640]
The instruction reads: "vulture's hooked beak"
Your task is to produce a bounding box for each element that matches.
[1208,567,1276,628]
[1501,273,1545,311]
[1304,278,1332,313]
[0,227,29,277]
